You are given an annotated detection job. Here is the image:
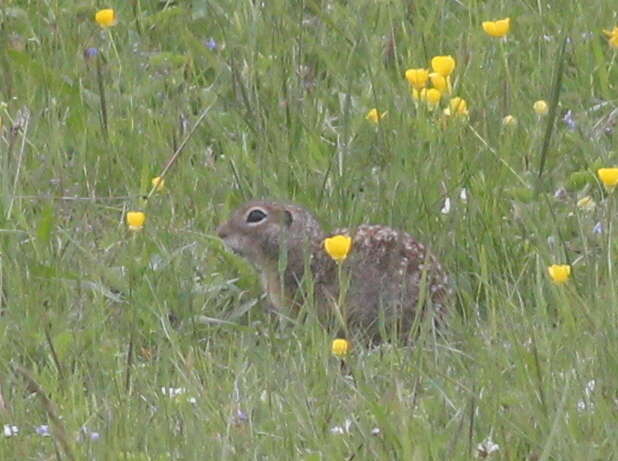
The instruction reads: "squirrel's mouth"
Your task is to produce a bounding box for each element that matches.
[219,236,246,258]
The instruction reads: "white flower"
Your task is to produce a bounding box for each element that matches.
[476,437,500,458]
[161,387,186,398]
[577,379,596,412]
[330,418,352,435]
[459,188,468,202]
[3,425,18,437]
[440,197,451,215]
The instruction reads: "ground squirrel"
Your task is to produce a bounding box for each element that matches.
[217,200,449,340]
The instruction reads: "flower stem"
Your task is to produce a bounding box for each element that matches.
[607,191,616,292]
[95,54,108,140]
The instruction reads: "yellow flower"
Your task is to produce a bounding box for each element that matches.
[405,68,429,90]
[431,55,456,77]
[482,18,511,38]
[502,115,518,126]
[424,88,442,109]
[533,100,549,116]
[331,338,350,358]
[603,26,618,49]
[576,196,595,212]
[444,97,468,116]
[597,168,618,191]
[547,264,571,284]
[152,176,165,192]
[95,9,117,28]
[366,108,387,124]
[324,235,352,262]
[126,211,146,231]
[429,72,449,93]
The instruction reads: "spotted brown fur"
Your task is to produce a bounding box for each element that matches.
[217,201,449,341]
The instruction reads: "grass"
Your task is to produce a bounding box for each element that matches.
[0,0,617,459]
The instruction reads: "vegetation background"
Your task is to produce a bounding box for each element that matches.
[0,0,617,459]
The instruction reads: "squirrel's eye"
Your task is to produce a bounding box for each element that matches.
[246,208,267,223]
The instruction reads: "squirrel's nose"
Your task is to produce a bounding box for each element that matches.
[216,222,229,239]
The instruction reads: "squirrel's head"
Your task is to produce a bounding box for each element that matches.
[217,200,323,267]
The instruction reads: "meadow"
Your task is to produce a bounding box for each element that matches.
[0,0,617,459]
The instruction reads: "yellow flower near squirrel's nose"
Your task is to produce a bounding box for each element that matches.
[151,176,165,192]
[331,338,350,358]
[482,18,511,37]
[533,100,549,116]
[431,55,456,77]
[603,26,618,49]
[324,235,352,262]
[126,211,146,231]
[547,264,571,284]
[405,68,429,90]
[95,9,117,28]
[366,108,387,124]
[597,168,618,191]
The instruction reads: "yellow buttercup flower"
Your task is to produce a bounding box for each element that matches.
[445,97,468,116]
[431,55,456,77]
[405,68,429,90]
[126,211,146,231]
[424,88,442,109]
[95,9,117,28]
[603,26,618,49]
[482,18,511,38]
[324,235,352,262]
[547,264,571,284]
[502,115,518,126]
[429,72,448,93]
[331,338,350,358]
[366,108,387,124]
[152,176,165,192]
[576,196,595,212]
[597,168,618,191]
[533,100,549,116]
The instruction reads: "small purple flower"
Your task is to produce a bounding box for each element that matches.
[204,38,217,50]
[562,110,576,130]
[553,187,567,199]
[84,47,100,60]
[35,425,51,437]
[592,222,603,234]
[80,426,101,442]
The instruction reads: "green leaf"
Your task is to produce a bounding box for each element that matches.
[36,205,56,246]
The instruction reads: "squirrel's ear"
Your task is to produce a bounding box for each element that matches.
[283,210,293,227]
